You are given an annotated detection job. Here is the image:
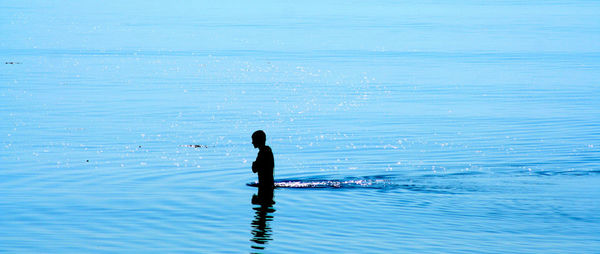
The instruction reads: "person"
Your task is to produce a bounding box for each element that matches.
[251,130,274,189]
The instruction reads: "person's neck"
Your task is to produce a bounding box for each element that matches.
[258,145,267,150]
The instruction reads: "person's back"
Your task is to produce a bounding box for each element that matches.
[255,146,274,188]
[252,130,274,188]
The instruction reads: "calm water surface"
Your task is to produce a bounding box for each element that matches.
[1,0,599,253]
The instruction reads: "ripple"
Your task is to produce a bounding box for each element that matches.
[247,175,475,194]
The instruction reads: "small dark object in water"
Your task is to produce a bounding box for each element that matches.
[183,144,208,148]
[138,145,142,148]
[5,62,21,64]
[86,160,89,162]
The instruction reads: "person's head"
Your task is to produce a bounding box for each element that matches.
[252,130,266,148]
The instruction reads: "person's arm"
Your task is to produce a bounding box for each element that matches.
[252,150,262,173]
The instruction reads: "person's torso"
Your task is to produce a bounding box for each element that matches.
[257,146,274,185]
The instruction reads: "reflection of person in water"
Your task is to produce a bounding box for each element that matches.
[251,130,274,189]
[250,198,276,250]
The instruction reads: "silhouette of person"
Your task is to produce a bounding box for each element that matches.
[251,130,275,207]
[251,130,274,189]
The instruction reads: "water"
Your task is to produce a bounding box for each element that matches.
[1,0,599,252]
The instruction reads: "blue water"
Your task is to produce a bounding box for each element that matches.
[1,0,600,252]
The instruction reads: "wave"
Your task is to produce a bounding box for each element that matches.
[247,176,462,194]
[248,179,389,189]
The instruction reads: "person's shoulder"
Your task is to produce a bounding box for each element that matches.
[263,146,273,153]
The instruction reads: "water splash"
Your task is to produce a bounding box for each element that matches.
[247,175,477,194]
[247,179,388,189]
